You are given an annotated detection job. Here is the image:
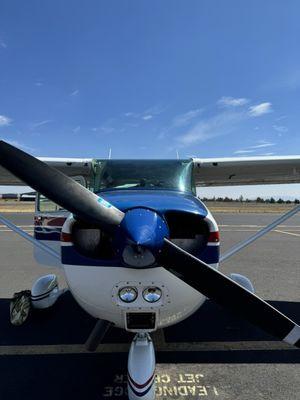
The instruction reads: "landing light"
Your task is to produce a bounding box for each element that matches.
[118,287,138,303]
[143,287,162,303]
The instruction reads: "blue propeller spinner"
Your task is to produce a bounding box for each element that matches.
[117,208,169,268]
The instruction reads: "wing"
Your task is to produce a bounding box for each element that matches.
[193,155,300,186]
[0,157,93,185]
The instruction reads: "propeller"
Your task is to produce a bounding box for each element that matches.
[0,140,299,348]
[159,238,300,348]
[0,141,124,232]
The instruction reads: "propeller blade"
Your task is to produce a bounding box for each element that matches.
[0,141,124,231]
[160,238,300,348]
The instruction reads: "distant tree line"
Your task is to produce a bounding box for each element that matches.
[201,196,300,204]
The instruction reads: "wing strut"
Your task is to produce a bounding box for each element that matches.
[85,319,112,351]
[220,204,300,263]
[0,213,60,260]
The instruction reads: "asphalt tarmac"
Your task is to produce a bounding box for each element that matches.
[0,212,299,400]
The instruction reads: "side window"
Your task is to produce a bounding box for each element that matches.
[37,175,87,213]
[38,193,64,212]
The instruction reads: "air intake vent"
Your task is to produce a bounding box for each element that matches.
[164,211,209,255]
[126,312,156,330]
[72,221,115,259]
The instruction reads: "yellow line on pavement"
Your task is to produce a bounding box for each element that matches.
[0,341,294,356]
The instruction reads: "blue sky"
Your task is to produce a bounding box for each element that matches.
[0,1,300,197]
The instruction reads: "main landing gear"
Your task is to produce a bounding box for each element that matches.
[10,274,65,325]
[10,275,157,400]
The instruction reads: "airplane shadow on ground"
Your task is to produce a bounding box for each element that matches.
[0,291,299,400]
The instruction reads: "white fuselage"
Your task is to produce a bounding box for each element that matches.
[63,264,207,330]
[34,201,219,332]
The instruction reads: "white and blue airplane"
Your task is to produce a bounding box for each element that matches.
[0,140,299,400]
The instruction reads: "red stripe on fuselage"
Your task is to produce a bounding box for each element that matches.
[127,372,155,389]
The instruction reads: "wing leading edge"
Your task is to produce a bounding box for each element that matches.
[193,155,300,186]
[1,153,300,187]
[0,157,93,185]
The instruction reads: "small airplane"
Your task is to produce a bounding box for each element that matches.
[0,140,299,400]
[0,191,36,201]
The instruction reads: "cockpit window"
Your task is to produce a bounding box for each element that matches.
[92,159,195,194]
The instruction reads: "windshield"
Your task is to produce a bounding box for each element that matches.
[92,159,194,194]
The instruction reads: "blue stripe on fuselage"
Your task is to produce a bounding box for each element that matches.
[61,246,123,267]
[34,229,61,241]
[199,245,220,264]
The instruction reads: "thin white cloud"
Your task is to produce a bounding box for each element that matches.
[275,115,287,121]
[157,130,167,140]
[248,102,272,117]
[274,69,300,91]
[143,104,166,116]
[234,141,276,155]
[31,120,52,129]
[124,111,144,121]
[0,115,12,126]
[258,152,275,156]
[143,115,153,121]
[73,125,80,133]
[171,98,275,148]
[284,70,300,90]
[70,89,79,96]
[234,149,256,154]
[273,124,288,133]
[262,69,300,92]
[172,108,203,128]
[177,110,245,146]
[158,108,203,142]
[124,105,166,122]
[0,39,7,49]
[92,119,117,135]
[218,96,249,107]
[249,141,275,149]
[99,126,115,134]
[35,81,43,87]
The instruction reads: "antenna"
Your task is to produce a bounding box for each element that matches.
[108,148,112,159]
[176,150,179,160]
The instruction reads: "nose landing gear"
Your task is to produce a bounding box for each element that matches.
[127,333,156,400]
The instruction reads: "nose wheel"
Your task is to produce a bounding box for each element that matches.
[127,333,156,400]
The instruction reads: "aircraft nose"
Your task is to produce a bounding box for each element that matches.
[120,208,169,250]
